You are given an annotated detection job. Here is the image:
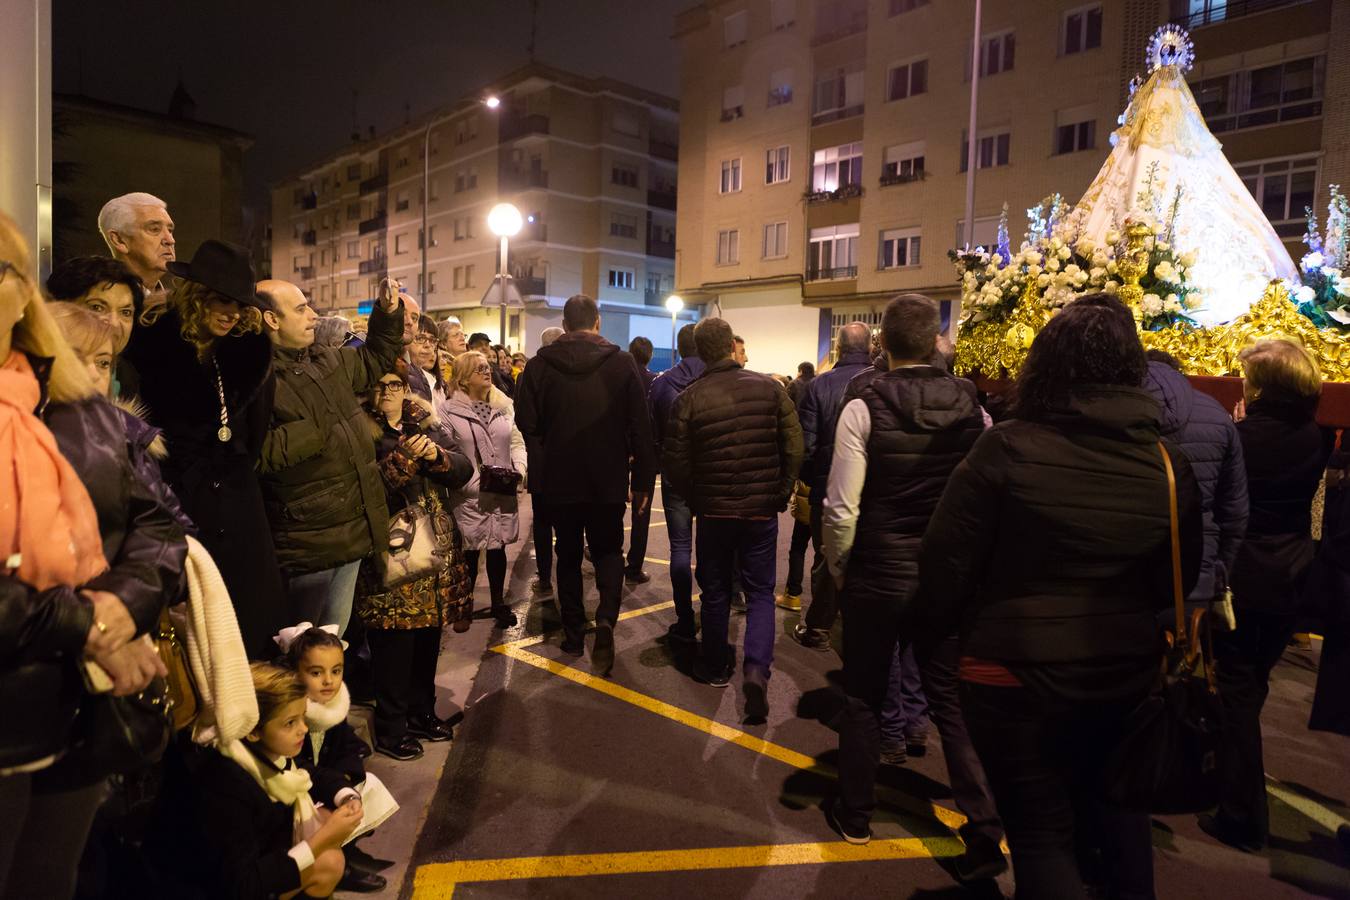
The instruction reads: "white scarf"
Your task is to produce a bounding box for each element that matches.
[181,535,257,747]
[304,682,351,735]
[220,742,320,843]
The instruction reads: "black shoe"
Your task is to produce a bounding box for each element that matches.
[905,730,929,758]
[345,843,395,873]
[790,623,832,652]
[693,657,733,688]
[624,569,651,585]
[530,578,554,598]
[592,622,615,676]
[338,864,387,893]
[375,734,424,761]
[665,622,699,646]
[879,742,908,767]
[743,670,769,721]
[1197,812,1264,854]
[952,834,1008,882]
[406,714,453,742]
[825,800,871,845]
[491,603,518,628]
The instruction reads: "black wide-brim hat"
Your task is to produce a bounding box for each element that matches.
[166,239,269,310]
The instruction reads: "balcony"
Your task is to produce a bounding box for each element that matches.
[300,193,317,210]
[879,169,926,187]
[499,113,550,142]
[298,266,315,280]
[646,235,675,259]
[805,183,864,205]
[719,106,745,122]
[358,256,387,276]
[516,275,546,296]
[644,288,663,306]
[501,169,549,191]
[811,104,864,126]
[358,172,387,195]
[647,188,677,211]
[811,11,867,46]
[301,230,317,245]
[649,139,678,162]
[1171,0,1308,28]
[358,213,387,235]
[806,265,858,281]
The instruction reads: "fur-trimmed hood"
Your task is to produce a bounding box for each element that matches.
[114,395,168,460]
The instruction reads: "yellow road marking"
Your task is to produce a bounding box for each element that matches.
[644,556,670,567]
[411,835,964,899]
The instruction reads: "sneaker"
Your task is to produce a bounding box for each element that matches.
[530,579,554,598]
[624,569,651,585]
[790,623,832,652]
[375,734,424,761]
[693,657,733,688]
[592,621,616,676]
[952,834,1008,882]
[1197,812,1264,854]
[665,622,699,646]
[825,800,872,845]
[743,669,769,720]
[406,714,453,742]
[879,741,908,767]
[905,730,930,758]
[776,592,803,611]
[337,864,387,893]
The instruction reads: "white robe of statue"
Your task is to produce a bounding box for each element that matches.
[1067,63,1298,326]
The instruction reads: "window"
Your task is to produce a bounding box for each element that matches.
[768,68,794,107]
[347,240,360,259]
[346,279,358,298]
[421,270,438,294]
[1192,55,1326,133]
[455,169,478,192]
[889,0,928,14]
[886,58,928,101]
[347,202,361,221]
[319,249,328,265]
[765,146,790,184]
[612,111,641,137]
[880,228,922,268]
[395,233,409,255]
[397,150,409,169]
[612,163,639,187]
[395,191,410,212]
[428,179,439,202]
[955,215,999,249]
[959,131,1011,171]
[319,285,327,304]
[811,142,863,192]
[320,213,330,229]
[418,226,437,249]
[763,221,789,259]
[455,117,478,145]
[720,158,742,194]
[1237,155,1319,237]
[724,10,748,48]
[980,31,1016,77]
[347,164,361,181]
[292,255,302,273]
[610,213,638,239]
[1055,119,1096,154]
[808,225,859,279]
[812,65,864,121]
[721,84,745,121]
[770,0,794,29]
[716,229,740,265]
[882,141,926,182]
[607,268,635,289]
[1062,5,1102,55]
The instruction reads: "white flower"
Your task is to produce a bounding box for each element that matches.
[1064,263,1081,276]
[1106,230,1120,245]
[1037,274,1051,287]
[1046,258,1061,272]
[1337,280,1350,299]
[1104,280,1120,294]
[1179,251,1198,268]
[984,264,998,276]
[1050,237,1064,250]
[1141,293,1163,316]
[1302,251,1326,272]
[1092,250,1109,267]
[1153,261,1176,282]
[1107,261,1118,275]
[1058,246,1072,260]
[1164,293,1182,313]
[1184,292,1203,309]
[1156,240,1170,252]
[1327,267,1345,282]
[1329,307,1350,325]
[1076,239,1096,256]
[1089,266,1107,283]
[1027,264,1042,277]
[1073,271,1089,286]
[1292,284,1315,303]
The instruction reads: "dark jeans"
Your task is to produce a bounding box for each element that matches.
[1212,607,1298,844]
[532,500,554,585]
[664,483,696,631]
[914,636,1003,845]
[367,626,440,740]
[626,497,652,575]
[963,682,1155,900]
[551,501,626,644]
[801,504,837,631]
[288,559,363,637]
[785,518,813,596]
[694,516,778,676]
[0,773,103,900]
[464,547,508,605]
[880,644,929,745]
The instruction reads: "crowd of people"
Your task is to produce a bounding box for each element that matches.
[2,188,1349,900]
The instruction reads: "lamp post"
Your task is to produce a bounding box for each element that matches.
[664,294,684,370]
[487,202,523,347]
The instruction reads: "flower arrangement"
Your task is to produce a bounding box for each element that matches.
[1292,186,1350,328]
[950,175,1203,331]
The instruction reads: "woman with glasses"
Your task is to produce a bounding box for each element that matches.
[354,362,474,760]
[121,239,287,658]
[441,350,529,628]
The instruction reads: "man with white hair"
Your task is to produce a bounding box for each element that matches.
[438,316,467,356]
[97,192,176,312]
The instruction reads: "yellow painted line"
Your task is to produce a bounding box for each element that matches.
[1267,775,1349,834]
[491,601,676,654]
[412,835,964,899]
[644,556,670,567]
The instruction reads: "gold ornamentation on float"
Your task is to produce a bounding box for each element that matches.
[1116,220,1153,323]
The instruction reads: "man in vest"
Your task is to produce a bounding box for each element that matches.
[821,294,1005,881]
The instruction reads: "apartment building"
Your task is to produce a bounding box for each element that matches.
[271,64,688,358]
[674,0,1347,374]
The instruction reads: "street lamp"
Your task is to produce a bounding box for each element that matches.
[488,202,523,347]
[484,95,501,109]
[665,294,684,370]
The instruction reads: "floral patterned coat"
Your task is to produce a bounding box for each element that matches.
[355,398,475,630]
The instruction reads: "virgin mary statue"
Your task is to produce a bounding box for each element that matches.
[1067,26,1298,326]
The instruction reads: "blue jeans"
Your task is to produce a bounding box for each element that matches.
[663,482,695,631]
[694,516,778,677]
[288,559,363,637]
[880,645,929,745]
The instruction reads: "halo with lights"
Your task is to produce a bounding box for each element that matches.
[1146,24,1194,74]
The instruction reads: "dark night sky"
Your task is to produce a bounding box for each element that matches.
[53,0,687,216]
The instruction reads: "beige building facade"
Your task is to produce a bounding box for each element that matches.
[674,0,1347,375]
[271,64,691,359]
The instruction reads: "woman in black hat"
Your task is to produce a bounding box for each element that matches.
[123,239,289,657]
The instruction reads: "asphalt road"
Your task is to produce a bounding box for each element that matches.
[355,495,1350,900]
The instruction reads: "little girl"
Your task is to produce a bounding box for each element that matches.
[277,624,400,846]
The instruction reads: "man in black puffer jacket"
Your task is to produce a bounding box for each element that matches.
[664,317,803,716]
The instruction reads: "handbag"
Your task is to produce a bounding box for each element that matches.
[1102,442,1224,814]
[468,419,521,495]
[156,606,200,732]
[65,637,172,776]
[381,494,453,589]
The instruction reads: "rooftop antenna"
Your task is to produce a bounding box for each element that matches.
[527,0,540,62]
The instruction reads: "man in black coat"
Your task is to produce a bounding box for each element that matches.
[664,317,803,718]
[624,336,659,584]
[515,295,657,675]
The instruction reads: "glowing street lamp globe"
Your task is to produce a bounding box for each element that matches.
[484,95,501,109]
[665,294,684,314]
[487,203,523,238]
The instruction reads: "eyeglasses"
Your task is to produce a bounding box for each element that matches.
[412,334,437,346]
[376,381,407,393]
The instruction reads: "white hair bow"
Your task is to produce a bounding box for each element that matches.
[272,621,348,653]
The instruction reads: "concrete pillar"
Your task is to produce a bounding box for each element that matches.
[0,0,52,277]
